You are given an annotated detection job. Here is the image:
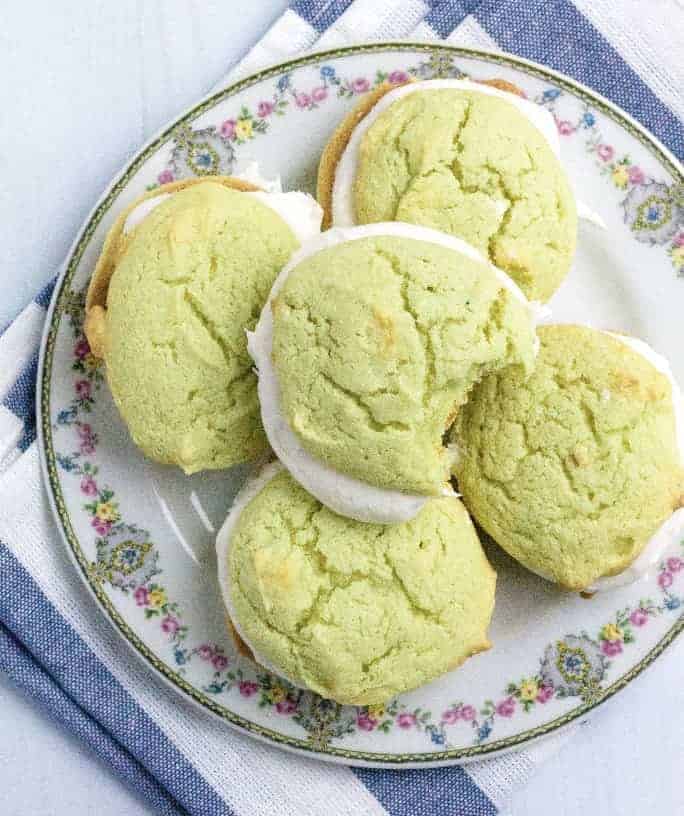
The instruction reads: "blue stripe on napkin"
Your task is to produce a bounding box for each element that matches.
[3,348,40,451]
[290,0,354,32]
[475,0,684,160]
[355,766,496,816]
[0,544,233,816]
[35,278,57,310]
[424,0,482,38]
[0,623,187,816]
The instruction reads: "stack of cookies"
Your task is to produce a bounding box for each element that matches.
[85,78,684,706]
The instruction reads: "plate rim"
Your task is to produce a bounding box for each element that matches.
[37,41,684,767]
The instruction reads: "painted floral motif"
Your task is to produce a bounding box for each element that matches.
[536,88,683,275]
[52,53,684,752]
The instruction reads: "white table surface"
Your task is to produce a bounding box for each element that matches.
[0,3,682,815]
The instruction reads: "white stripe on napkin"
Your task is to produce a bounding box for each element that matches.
[444,17,499,51]
[0,445,389,816]
[314,0,430,48]
[0,407,23,470]
[230,10,320,81]
[0,302,45,401]
[572,0,684,119]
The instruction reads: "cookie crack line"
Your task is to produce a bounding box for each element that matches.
[320,371,411,433]
[183,288,237,365]
[373,248,437,412]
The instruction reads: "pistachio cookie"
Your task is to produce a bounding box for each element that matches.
[85,176,321,473]
[454,324,684,591]
[318,78,579,302]
[216,463,496,705]
[249,222,539,523]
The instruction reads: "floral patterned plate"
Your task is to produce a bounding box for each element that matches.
[38,44,684,767]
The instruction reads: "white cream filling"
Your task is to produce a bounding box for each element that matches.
[215,461,307,687]
[248,221,540,524]
[331,78,605,230]
[122,171,322,244]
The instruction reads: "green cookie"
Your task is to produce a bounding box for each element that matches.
[454,324,684,590]
[271,233,537,495]
[226,468,496,705]
[105,181,298,472]
[355,89,577,302]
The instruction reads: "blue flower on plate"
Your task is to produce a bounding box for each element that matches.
[622,181,682,244]
[543,88,561,101]
[665,596,681,610]
[57,407,77,425]
[277,74,290,92]
[320,65,335,79]
[477,723,492,741]
[429,727,446,745]
[582,111,595,127]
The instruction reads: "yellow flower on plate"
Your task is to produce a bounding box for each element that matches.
[611,165,629,189]
[84,352,102,372]
[235,119,253,140]
[149,588,167,608]
[519,678,539,702]
[671,246,684,270]
[95,501,118,522]
[601,623,623,642]
[367,703,385,720]
[270,685,286,703]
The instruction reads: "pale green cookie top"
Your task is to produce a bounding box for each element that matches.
[354,89,577,302]
[271,235,537,495]
[227,469,496,705]
[105,182,298,473]
[454,324,684,590]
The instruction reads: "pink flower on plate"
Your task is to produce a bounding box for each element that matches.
[257,100,274,118]
[667,557,683,573]
[157,169,174,185]
[220,119,237,139]
[92,517,112,537]
[357,713,378,731]
[212,654,229,672]
[351,77,370,94]
[388,69,409,84]
[601,639,623,657]
[536,684,554,703]
[161,615,180,635]
[658,571,674,589]
[75,380,91,400]
[74,338,90,359]
[80,476,97,496]
[311,86,328,102]
[459,704,476,721]
[441,708,460,725]
[295,92,311,109]
[396,712,416,729]
[134,586,149,606]
[276,698,297,715]
[629,608,649,627]
[556,119,574,135]
[495,697,516,718]
[627,165,645,185]
[197,644,214,660]
[239,680,258,697]
[673,232,684,248]
[597,144,614,162]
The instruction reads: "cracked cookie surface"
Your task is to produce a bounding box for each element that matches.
[271,235,537,495]
[105,182,298,472]
[354,90,577,302]
[227,468,495,705]
[454,324,684,590]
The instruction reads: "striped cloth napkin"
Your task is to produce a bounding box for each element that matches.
[0,2,681,815]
